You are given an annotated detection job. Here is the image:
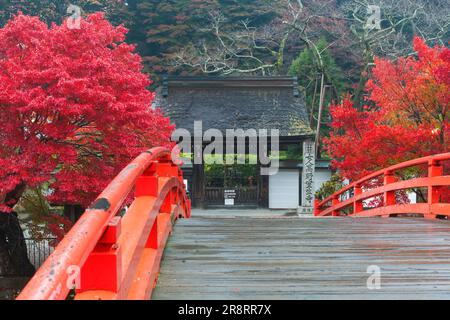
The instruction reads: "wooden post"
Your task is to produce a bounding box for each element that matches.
[313,199,320,216]
[332,195,340,217]
[383,171,396,218]
[78,216,122,294]
[426,160,443,219]
[192,164,205,208]
[354,185,363,215]
[314,74,326,157]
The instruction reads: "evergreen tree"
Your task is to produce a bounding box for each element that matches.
[135,0,279,76]
[289,38,346,134]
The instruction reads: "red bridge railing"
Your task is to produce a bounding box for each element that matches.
[17,147,191,300]
[315,153,450,219]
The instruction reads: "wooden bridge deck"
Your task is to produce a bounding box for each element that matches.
[152,215,450,300]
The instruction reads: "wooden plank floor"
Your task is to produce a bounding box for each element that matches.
[152,216,450,300]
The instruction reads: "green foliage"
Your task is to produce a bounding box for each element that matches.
[0,0,132,27]
[279,145,302,161]
[289,38,346,156]
[204,155,258,188]
[135,0,216,75]
[217,0,276,24]
[2,0,447,87]
[76,0,134,27]
[15,186,72,243]
[289,38,345,108]
[134,0,278,76]
[0,0,64,25]
[315,173,344,201]
[15,186,52,221]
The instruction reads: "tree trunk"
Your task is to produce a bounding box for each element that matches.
[0,211,35,276]
[0,183,35,277]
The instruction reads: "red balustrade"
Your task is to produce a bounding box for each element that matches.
[17,147,191,300]
[315,153,450,219]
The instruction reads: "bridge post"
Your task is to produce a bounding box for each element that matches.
[331,195,340,216]
[383,170,396,218]
[426,160,443,219]
[353,185,363,214]
[77,216,122,297]
[313,199,320,216]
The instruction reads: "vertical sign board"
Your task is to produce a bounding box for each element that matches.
[224,189,236,206]
[300,139,316,214]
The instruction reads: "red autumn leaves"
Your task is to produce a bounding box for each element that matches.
[325,37,449,182]
[0,13,173,212]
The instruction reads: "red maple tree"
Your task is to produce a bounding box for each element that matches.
[325,37,449,182]
[0,13,173,276]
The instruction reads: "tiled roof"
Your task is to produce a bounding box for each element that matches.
[157,76,314,137]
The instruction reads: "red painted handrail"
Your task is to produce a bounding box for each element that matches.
[315,153,450,218]
[17,147,191,300]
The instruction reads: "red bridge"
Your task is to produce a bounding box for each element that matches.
[315,153,450,219]
[17,147,190,300]
[17,151,450,300]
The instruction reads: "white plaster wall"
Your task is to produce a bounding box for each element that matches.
[314,168,332,192]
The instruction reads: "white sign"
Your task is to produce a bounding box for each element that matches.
[225,198,235,206]
[224,189,236,206]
